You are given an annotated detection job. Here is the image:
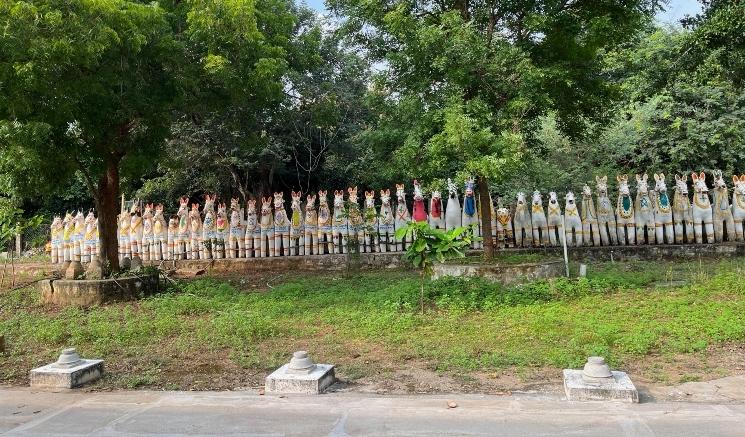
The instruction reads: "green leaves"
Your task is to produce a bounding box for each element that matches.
[396,221,474,276]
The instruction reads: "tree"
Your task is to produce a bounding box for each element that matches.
[330,0,661,257]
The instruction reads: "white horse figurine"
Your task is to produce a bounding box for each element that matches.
[227,198,244,258]
[732,175,745,242]
[304,194,318,255]
[128,202,143,259]
[530,191,549,247]
[332,190,349,254]
[174,197,191,259]
[394,183,412,251]
[167,213,178,260]
[118,209,130,262]
[317,191,333,255]
[153,204,167,260]
[564,191,582,246]
[580,184,601,246]
[412,181,428,224]
[673,174,695,244]
[513,192,532,247]
[215,202,228,258]
[615,174,636,245]
[595,176,618,246]
[444,179,461,231]
[141,204,154,261]
[201,194,217,259]
[461,178,481,248]
[634,174,656,245]
[690,172,715,244]
[711,170,736,242]
[290,191,305,256]
[50,215,63,264]
[83,210,98,263]
[495,206,514,248]
[189,202,203,260]
[274,192,291,256]
[652,173,674,244]
[62,211,74,264]
[347,187,365,253]
[245,199,260,258]
[378,189,395,252]
[428,190,445,229]
[258,197,275,257]
[363,190,379,252]
[72,211,85,263]
[546,191,563,246]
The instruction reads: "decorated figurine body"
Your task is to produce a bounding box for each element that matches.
[72,210,85,263]
[495,206,514,248]
[461,178,481,249]
[615,174,636,245]
[50,215,63,264]
[175,197,191,259]
[673,174,695,244]
[245,199,260,257]
[227,198,245,258]
[546,191,564,246]
[690,172,714,244]
[513,192,532,248]
[317,191,333,255]
[332,190,349,254]
[189,202,203,259]
[651,174,674,244]
[167,214,178,260]
[595,176,618,246]
[428,190,445,229]
[711,170,736,242]
[304,194,318,255]
[118,209,130,262]
[580,185,601,246]
[412,181,428,223]
[530,191,549,247]
[258,196,275,257]
[378,189,395,252]
[394,184,412,251]
[153,204,167,260]
[363,190,379,252]
[83,211,98,263]
[62,212,74,263]
[289,191,305,256]
[347,187,365,253]
[201,194,217,259]
[141,204,154,261]
[274,192,291,256]
[444,179,461,232]
[215,202,228,259]
[564,192,582,246]
[732,175,745,242]
[634,174,656,245]
[128,202,144,260]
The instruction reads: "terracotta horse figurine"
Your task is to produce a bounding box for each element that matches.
[50,215,63,264]
[732,175,745,242]
[347,187,365,253]
[244,199,260,257]
[530,191,549,247]
[673,174,694,244]
[363,190,379,252]
[546,191,563,246]
[580,184,601,246]
[595,176,618,246]
[394,183,412,251]
[274,192,291,256]
[615,175,636,245]
[189,202,203,259]
[634,174,656,245]
[495,205,514,248]
[259,196,275,257]
[118,207,130,262]
[332,190,349,254]
[62,211,74,264]
[201,194,217,259]
[82,210,98,263]
[428,190,445,229]
[227,198,244,258]
[215,202,229,259]
[141,204,154,261]
[652,173,674,244]
[412,181,428,223]
[129,202,143,259]
[304,194,318,255]
[167,214,178,260]
[564,192,582,246]
[174,197,191,259]
[445,179,461,231]
[690,172,715,244]
[153,204,167,260]
[513,192,532,248]
[378,189,395,252]
[290,191,305,256]
[317,191,333,255]
[461,178,481,248]
[711,170,736,242]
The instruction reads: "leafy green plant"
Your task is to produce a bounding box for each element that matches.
[395,221,474,313]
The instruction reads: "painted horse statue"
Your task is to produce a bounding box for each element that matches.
[378,189,395,252]
[634,174,656,245]
[174,197,191,259]
[513,192,532,247]
[394,184,412,251]
[690,172,715,244]
[153,204,167,260]
[562,192,582,246]
[615,175,636,245]
[530,191,549,247]
[201,194,217,259]
[82,211,98,263]
[445,179,461,232]
[652,173,674,244]
[428,190,445,229]
[244,199,260,258]
[304,194,318,255]
[129,202,143,259]
[332,190,349,254]
[317,191,333,255]
[347,187,365,253]
[141,204,154,261]
[189,202,203,260]
[580,184,601,246]
[215,202,228,258]
[711,170,736,242]
[50,215,63,264]
[461,178,481,248]
[118,208,130,262]
[62,211,74,264]
[495,206,514,248]
[290,191,305,256]
[363,190,379,252]
[732,175,745,242]
[546,191,564,246]
[274,192,291,256]
[258,197,275,257]
[412,181,428,223]
[71,210,85,263]
[673,174,694,244]
[227,198,244,258]
[167,214,178,260]
[595,176,618,246]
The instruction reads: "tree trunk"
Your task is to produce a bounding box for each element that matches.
[94,157,121,272]
[477,175,495,259]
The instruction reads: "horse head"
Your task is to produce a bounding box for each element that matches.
[496,207,510,224]
[203,194,216,212]
[380,189,391,206]
[548,191,558,206]
[464,177,475,198]
[261,197,273,215]
[142,203,153,220]
[582,184,592,198]
[347,186,358,203]
[333,190,345,208]
[217,202,227,217]
[674,174,689,195]
[177,197,189,216]
[691,171,709,193]
[733,175,745,195]
[155,203,164,218]
[617,174,630,196]
[712,170,727,189]
[596,175,609,197]
[516,192,526,206]
[318,190,328,206]
[635,173,649,194]
[653,173,667,193]
[84,210,96,225]
[531,190,542,206]
[306,194,317,211]
[413,180,423,201]
[395,184,406,202]
[273,192,285,210]
[190,202,201,218]
[52,215,62,229]
[247,199,257,215]
[447,178,458,199]
[129,200,140,216]
[364,191,375,209]
[565,191,576,208]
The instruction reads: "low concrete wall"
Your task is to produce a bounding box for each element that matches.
[502,242,745,262]
[432,260,565,285]
[38,274,159,307]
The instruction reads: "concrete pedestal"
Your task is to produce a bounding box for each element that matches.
[265,364,335,394]
[30,359,104,389]
[563,369,639,403]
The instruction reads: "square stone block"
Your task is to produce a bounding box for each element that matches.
[265,364,335,394]
[30,359,104,389]
[563,369,638,403]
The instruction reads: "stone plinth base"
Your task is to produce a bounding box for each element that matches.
[30,359,104,389]
[265,364,335,394]
[563,369,639,403]
[432,260,564,285]
[38,274,159,307]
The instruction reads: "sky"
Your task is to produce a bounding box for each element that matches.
[303,0,702,24]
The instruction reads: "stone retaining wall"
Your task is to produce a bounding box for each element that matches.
[432,260,565,285]
[38,274,159,307]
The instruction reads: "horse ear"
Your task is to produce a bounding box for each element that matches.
[635,174,641,182]
[643,173,648,182]
[691,172,698,181]
[699,171,705,180]
[660,172,665,180]
[653,173,659,181]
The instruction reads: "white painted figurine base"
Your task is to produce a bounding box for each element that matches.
[265,364,335,394]
[563,369,639,403]
[30,359,104,389]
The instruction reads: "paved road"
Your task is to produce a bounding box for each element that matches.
[1,389,744,436]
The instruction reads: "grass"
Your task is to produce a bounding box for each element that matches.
[1,258,745,391]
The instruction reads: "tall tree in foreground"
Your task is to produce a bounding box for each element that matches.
[330,0,660,257]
